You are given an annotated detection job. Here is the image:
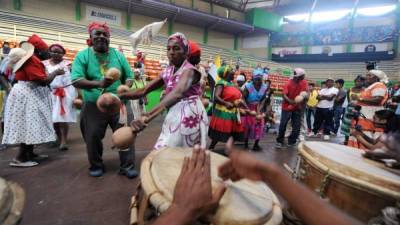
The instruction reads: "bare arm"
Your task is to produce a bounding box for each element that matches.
[73,79,103,89]
[119,77,164,100]
[317,94,336,101]
[219,150,362,225]
[213,84,233,108]
[283,94,294,104]
[261,164,361,225]
[148,69,197,115]
[35,68,65,86]
[358,96,384,105]
[151,146,225,225]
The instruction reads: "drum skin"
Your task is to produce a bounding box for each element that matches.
[298,141,400,222]
[138,147,282,225]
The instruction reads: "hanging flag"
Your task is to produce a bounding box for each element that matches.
[214,54,221,68]
[129,19,167,52]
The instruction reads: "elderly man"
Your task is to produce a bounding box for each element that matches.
[276,68,308,148]
[71,22,136,178]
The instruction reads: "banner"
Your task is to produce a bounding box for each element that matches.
[86,5,122,25]
[129,20,167,52]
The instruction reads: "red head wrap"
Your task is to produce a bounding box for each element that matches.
[86,22,110,46]
[27,34,48,51]
[188,40,201,57]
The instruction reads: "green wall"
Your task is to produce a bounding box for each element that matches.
[245,8,283,32]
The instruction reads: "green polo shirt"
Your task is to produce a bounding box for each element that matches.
[71,47,133,102]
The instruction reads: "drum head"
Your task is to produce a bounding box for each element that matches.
[150,147,276,225]
[301,141,400,194]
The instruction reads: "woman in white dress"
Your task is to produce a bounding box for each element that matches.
[43,44,77,151]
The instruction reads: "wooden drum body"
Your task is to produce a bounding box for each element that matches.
[297,141,400,222]
[131,147,282,225]
[0,177,25,225]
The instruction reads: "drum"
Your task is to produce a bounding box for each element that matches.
[0,177,25,225]
[131,147,282,225]
[297,141,400,222]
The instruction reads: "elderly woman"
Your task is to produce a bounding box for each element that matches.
[3,35,64,167]
[120,33,208,149]
[43,44,77,151]
[348,70,389,150]
[208,65,245,151]
[242,68,268,151]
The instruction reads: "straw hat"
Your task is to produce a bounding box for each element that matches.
[12,42,34,73]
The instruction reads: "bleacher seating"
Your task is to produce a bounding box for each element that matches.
[0,10,290,73]
[281,59,400,82]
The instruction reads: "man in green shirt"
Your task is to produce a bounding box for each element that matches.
[71,22,137,178]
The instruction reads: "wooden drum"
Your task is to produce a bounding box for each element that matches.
[0,177,25,225]
[297,141,400,222]
[131,147,282,225]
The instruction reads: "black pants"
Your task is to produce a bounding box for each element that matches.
[80,102,134,170]
[313,107,334,135]
[276,110,302,144]
[305,106,315,130]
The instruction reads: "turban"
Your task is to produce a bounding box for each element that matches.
[86,22,110,46]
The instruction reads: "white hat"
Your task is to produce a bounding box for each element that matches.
[236,74,245,82]
[12,42,34,73]
[8,48,26,64]
[369,70,389,84]
[293,68,306,77]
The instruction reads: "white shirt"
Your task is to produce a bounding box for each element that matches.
[317,87,339,109]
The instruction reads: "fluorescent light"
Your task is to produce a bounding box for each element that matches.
[284,13,310,22]
[357,5,396,16]
[311,9,351,23]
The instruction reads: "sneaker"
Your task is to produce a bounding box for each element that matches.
[275,142,284,149]
[119,168,139,179]
[89,168,104,177]
[323,135,330,141]
[9,159,39,167]
[299,134,305,141]
[307,132,317,137]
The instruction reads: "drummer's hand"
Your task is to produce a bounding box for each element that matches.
[218,149,265,182]
[172,145,226,220]
[130,117,148,132]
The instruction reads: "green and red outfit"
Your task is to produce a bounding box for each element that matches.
[208,80,244,142]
